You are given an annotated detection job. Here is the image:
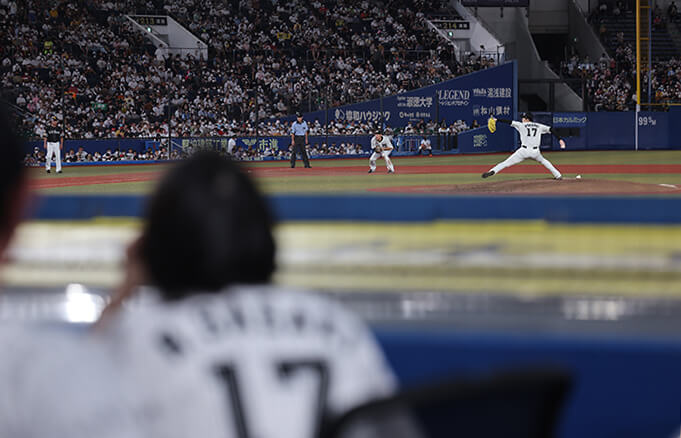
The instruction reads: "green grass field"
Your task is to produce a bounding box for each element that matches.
[29,151,681,195]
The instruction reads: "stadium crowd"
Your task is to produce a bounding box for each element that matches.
[566,0,681,110]
[23,114,472,164]
[561,37,636,111]
[1,0,495,142]
[566,44,681,111]
[22,139,371,165]
[23,145,176,166]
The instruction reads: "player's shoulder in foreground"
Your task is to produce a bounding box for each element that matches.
[0,322,94,367]
[0,322,143,438]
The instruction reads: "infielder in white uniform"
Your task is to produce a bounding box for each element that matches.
[44,117,63,173]
[369,133,395,173]
[417,136,432,156]
[482,113,564,180]
[97,151,397,438]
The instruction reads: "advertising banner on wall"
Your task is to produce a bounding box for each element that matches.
[552,113,588,128]
[283,61,517,130]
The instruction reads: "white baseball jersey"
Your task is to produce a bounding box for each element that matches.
[0,324,142,438]
[102,286,396,438]
[371,135,393,151]
[511,121,551,148]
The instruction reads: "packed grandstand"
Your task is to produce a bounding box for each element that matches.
[562,1,681,111]
[1,0,492,146]
[6,0,681,163]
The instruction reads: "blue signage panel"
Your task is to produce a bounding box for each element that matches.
[637,112,669,150]
[553,113,588,128]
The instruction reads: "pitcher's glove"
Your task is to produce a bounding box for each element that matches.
[488,116,497,133]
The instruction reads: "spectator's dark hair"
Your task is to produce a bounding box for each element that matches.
[140,151,275,300]
[0,104,26,233]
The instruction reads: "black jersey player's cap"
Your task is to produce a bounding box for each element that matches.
[520,112,533,121]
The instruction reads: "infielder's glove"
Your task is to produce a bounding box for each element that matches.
[487,116,497,133]
[374,147,383,153]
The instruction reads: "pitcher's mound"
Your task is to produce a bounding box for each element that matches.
[370,179,681,195]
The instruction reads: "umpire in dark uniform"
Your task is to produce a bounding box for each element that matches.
[290,112,311,168]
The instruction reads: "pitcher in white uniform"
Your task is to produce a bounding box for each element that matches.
[369,133,395,174]
[482,113,564,180]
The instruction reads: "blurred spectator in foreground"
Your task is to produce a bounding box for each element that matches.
[98,151,397,438]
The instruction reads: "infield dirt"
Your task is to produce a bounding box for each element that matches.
[369,178,681,195]
[27,155,681,195]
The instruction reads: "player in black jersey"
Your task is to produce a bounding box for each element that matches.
[44,118,63,173]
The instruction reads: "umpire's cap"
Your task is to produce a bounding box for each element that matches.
[521,112,533,121]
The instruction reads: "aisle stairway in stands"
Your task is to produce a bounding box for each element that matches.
[671,20,681,54]
[599,12,678,59]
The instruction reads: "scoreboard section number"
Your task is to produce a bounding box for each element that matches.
[433,20,471,30]
[130,15,168,26]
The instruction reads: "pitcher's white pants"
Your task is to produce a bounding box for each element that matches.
[45,142,62,172]
[370,150,395,172]
[490,146,561,178]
